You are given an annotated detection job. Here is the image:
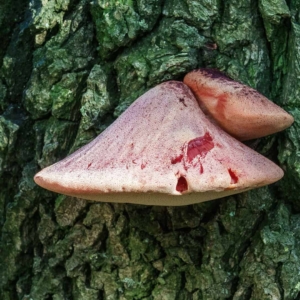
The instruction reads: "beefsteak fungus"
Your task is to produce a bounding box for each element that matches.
[34,80,285,206]
[184,69,294,141]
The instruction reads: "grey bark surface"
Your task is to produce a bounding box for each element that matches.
[0,0,300,299]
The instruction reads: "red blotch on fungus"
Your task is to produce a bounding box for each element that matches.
[187,132,214,162]
[176,176,188,193]
[171,154,183,164]
[199,164,204,174]
[228,168,238,184]
[216,94,227,118]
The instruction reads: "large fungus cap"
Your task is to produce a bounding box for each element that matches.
[34,81,283,206]
[184,69,294,141]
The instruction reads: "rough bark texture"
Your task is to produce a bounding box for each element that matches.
[0,0,299,299]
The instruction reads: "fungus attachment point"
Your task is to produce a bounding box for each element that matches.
[34,80,286,206]
[184,69,294,141]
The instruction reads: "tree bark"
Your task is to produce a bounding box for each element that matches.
[0,0,299,299]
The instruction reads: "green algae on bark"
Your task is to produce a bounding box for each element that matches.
[234,203,300,299]
[114,17,205,115]
[1,0,300,298]
[90,0,163,59]
[163,0,219,30]
[278,3,300,208]
[80,64,119,131]
[23,1,96,120]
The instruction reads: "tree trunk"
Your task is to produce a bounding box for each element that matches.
[0,0,299,299]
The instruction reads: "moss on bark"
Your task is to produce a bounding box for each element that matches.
[1,0,300,299]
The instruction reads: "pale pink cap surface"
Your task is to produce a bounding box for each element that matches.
[184,69,294,141]
[34,81,283,206]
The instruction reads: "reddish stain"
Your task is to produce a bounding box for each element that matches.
[176,176,188,193]
[228,168,238,184]
[187,132,214,162]
[87,162,92,169]
[141,163,146,169]
[196,87,227,120]
[171,154,183,164]
[216,94,227,118]
[199,164,204,174]
[196,86,213,100]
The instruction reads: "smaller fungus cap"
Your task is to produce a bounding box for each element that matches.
[184,69,294,141]
[34,81,284,206]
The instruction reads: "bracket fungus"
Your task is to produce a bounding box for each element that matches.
[184,69,294,141]
[34,69,294,206]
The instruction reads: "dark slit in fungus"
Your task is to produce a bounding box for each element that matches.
[199,164,204,174]
[228,168,238,184]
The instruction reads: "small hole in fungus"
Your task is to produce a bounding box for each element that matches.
[176,176,188,193]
